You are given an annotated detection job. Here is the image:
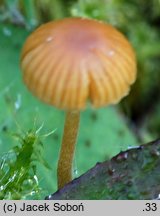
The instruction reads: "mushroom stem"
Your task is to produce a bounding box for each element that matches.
[57,110,80,189]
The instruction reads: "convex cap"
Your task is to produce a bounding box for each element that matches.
[21,17,137,110]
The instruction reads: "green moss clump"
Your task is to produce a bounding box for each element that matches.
[0,129,50,200]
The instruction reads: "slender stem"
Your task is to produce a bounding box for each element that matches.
[57,110,80,189]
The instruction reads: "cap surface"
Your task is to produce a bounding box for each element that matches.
[21,17,137,110]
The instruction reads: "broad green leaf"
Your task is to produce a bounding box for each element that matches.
[0,24,138,198]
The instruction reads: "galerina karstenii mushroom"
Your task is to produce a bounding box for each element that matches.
[20,17,137,189]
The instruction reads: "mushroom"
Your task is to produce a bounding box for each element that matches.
[20,17,137,189]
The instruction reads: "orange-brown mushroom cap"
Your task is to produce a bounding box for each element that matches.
[20,17,137,110]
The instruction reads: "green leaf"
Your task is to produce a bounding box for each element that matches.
[46,139,160,200]
[0,23,138,197]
